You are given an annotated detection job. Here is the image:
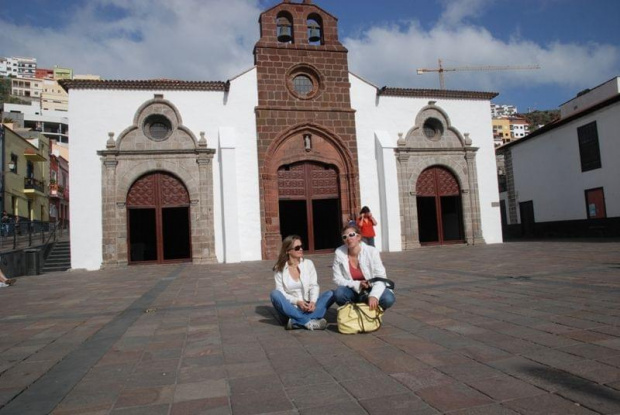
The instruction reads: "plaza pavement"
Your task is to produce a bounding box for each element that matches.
[0,240,620,415]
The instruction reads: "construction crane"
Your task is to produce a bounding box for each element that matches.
[416,59,540,90]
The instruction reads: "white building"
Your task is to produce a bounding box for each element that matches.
[491,103,518,118]
[498,77,620,238]
[0,56,37,78]
[61,0,503,270]
[2,102,70,145]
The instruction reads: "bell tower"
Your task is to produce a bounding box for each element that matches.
[254,0,360,259]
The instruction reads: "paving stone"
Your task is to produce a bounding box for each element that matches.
[174,379,228,402]
[229,389,293,415]
[415,381,494,412]
[503,392,599,414]
[447,404,520,414]
[285,381,353,409]
[359,392,438,414]
[466,374,546,400]
[114,385,175,409]
[170,397,230,415]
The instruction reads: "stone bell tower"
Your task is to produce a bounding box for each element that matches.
[254,0,360,259]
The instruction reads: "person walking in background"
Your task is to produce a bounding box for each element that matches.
[357,206,377,247]
[270,235,335,330]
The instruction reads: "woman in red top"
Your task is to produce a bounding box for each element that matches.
[357,206,377,247]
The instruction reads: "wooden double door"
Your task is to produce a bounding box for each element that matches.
[416,166,464,245]
[278,162,341,253]
[126,172,192,264]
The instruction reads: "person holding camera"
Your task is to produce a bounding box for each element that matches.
[357,206,377,247]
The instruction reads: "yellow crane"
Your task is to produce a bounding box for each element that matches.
[417,59,540,89]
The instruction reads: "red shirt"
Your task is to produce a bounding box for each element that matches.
[349,261,365,281]
[358,218,376,238]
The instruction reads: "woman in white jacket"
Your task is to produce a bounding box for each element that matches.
[333,225,395,311]
[270,235,335,330]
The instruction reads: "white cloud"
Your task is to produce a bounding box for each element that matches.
[0,0,263,80]
[344,16,619,93]
[0,0,617,99]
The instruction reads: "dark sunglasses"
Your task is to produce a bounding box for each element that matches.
[341,232,357,240]
[291,245,304,251]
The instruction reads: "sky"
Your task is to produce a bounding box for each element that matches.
[1,0,619,112]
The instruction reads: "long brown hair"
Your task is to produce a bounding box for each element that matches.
[273,235,302,272]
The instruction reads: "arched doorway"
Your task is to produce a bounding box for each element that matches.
[278,161,341,253]
[416,166,464,245]
[126,172,192,264]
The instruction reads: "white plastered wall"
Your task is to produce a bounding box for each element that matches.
[68,68,260,270]
[349,74,502,247]
[510,101,620,222]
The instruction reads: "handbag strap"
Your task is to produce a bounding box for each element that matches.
[352,303,383,333]
[368,277,395,290]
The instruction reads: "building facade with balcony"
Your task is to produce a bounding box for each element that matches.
[49,144,69,228]
[1,126,49,222]
[2,102,70,144]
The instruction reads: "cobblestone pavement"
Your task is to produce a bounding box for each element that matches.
[1,240,619,414]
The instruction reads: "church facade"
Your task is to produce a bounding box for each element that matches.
[62,0,502,270]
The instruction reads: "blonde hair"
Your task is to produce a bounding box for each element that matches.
[273,235,301,272]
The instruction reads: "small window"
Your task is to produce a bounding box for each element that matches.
[143,114,172,141]
[423,118,443,140]
[578,121,601,172]
[293,75,313,96]
[9,154,18,173]
[585,187,606,219]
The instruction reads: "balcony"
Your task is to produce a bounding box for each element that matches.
[24,177,46,196]
[49,183,65,199]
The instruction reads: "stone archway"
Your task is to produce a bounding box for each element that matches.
[260,123,359,259]
[98,95,216,267]
[396,102,484,248]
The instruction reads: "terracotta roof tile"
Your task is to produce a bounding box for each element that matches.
[58,79,230,92]
[377,86,498,100]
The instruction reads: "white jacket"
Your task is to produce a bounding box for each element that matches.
[332,242,389,300]
[274,258,320,305]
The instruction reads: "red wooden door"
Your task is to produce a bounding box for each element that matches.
[127,172,191,263]
[278,162,341,252]
[416,166,464,245]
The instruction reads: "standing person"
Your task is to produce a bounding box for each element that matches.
[357,206,377,247]
[270,235,335,330]
[333,224,395,311]
[0,268,16,288]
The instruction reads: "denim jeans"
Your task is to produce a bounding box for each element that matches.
[334,285,395,310]
[270,289,335,327]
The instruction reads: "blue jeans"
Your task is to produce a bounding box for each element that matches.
[270,290,335,327]
[334,285,395,310]
[362,236,375,247]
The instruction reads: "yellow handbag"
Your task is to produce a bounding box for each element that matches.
[337,302,383,334]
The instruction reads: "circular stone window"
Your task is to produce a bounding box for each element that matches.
[286,65,322,100]
[144,114,172,141]
[423,118,444,141]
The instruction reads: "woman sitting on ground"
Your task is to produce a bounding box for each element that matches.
[0,269,16,288]
[332,224,395,311]
[270,235,335,330]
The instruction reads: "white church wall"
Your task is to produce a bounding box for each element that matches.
[349,74,502,246]
[68,70,260,270]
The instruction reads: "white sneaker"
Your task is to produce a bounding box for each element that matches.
[0,282,8,288]
[304,318,327,331]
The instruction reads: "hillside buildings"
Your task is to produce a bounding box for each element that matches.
[497,77,620,238]
[62,0,503,270]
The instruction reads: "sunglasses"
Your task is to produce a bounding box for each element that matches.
[290,245,304,251]
[341,232,357,240]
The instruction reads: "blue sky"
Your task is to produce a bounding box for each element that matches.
[1,0,619,112]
